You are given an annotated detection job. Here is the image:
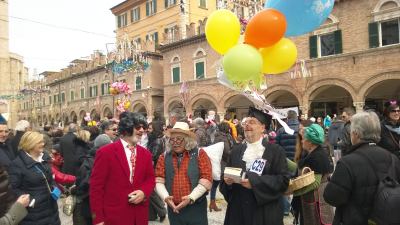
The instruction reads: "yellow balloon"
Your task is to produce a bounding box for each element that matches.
[206,10,241,55]
[260,38,297,74]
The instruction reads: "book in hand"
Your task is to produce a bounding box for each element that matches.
[224,167,246,183]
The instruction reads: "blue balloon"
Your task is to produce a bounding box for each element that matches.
[265,0,335,37]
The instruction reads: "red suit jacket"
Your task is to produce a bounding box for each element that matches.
[89,140,155,225]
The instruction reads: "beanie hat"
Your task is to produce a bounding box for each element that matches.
[94,134,112,149]
[304,124,325,145]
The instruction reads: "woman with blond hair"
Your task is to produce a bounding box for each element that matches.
[8,131,61,225]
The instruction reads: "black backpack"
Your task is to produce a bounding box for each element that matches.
[358,150,400,225]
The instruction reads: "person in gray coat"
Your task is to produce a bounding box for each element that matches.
[0,164,30,225]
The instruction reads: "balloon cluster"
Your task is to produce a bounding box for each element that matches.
[83,113,97,127]
[206,0,334,90]
[110,82,132,113]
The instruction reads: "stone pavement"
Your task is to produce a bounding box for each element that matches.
[59,193,294,225]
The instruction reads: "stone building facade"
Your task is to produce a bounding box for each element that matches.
[0,0,28,128]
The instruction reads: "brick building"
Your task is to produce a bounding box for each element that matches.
[18,0,400,126]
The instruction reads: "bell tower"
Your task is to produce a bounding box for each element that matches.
[0,0,9,59]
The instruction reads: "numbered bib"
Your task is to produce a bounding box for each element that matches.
[249,159,267,176]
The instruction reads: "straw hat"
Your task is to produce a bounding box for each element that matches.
[167,122,196,139]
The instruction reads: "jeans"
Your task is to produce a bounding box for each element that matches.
[210,180,220,200]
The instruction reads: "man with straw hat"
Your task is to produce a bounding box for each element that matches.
[155,122,212,225]
[220,107,290,225]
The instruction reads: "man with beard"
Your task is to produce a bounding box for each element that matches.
[90,112,155,225]
[220,107,290,225]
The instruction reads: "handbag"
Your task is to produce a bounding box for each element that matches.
[34,165,61,201]
[63,194,76,216]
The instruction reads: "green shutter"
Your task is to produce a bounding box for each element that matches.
[196,62,205,79]
[146,2,149,16]
[101,83,104,95]
[154,32,159,46]
[117,16,121,28]
[369,22,379,48]
[173,67,180,83]
[174,0,176,5]
[138,8,140,20]
[136,77,141,90]
[165,0,168,8]
[334,30,342,54]
[309,35,318,58]
[154,0,157,13]
[49,96,51,104]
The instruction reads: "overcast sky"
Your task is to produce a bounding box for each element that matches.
[9,0,123,77]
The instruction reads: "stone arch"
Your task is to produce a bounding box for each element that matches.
[262,84,302,107]
[373,0,400,13]
[358,71,400,101]
[189,93,218,113]
[79,110,86,121]
[193,48,206,58]
[70,111,78,123]
[102,106,112,118]
[132,101,147,116]
[305,78,357,103]
[170,55,180,63]
[223,94,254,120]
[322,14,339,25]
[191,98,218,119]
[166,97,184,113]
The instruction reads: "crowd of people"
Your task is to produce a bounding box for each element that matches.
[0,99,398,225]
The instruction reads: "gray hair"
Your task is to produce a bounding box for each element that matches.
[166,136,198,151]
[287,110,298,120]
[68,123,77,132]
[193,117,205,128]
[169,108,185,121]
[343,107,356,116]
[350,111,381,143]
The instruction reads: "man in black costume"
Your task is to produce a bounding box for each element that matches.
[220,107,290,225]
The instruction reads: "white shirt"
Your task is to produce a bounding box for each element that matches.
[242,138,265,170]
[120,139,136,183]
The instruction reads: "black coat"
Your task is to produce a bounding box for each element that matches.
[0,140,15,170]
[59,132,78,175]
[276,119,299,161]
[298,145,333,174]
[220,138,290,225]
[338,122,352,155]
[0,164,15,218]
[10,131,24,157]
[323,142,400,225]
[8,151,60,225]
[378,120,400,158]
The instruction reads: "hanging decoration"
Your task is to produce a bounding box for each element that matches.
[179,81,190,112]
[106,33,150,75]
[110,81,132,113]
[0,94,25,100]
[290,60,312,79]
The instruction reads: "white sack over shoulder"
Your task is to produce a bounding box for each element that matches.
[201,142,224,180]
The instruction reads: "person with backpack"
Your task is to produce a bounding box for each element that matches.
[324,111,400,225]
[155,122,212,225]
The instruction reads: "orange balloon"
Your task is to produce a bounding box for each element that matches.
[244,9,287,49]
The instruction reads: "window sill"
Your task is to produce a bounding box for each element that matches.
[198,6,208,10]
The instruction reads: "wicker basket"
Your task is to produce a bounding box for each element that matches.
[285,167,315,194]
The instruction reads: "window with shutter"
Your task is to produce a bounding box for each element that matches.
[89,87,93,97]
[309,35,318,58]
[172,67,180,83]
[334,30,342,54]
[154,32,159,46]
[49,96,52,104]
[153,0,157,13]
[369,22,379,48]
[136,76,142,90]
[81,88,85,99]
[61,93,65,103]
[381,19,399,46]
[195,61,205,79]
[146,2,150,16]
[101,83,104,95]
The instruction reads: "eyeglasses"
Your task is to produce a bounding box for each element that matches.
[169,136,184,144]
[108,128,118,132]
[391,109,400,113]
[135,125,144,130]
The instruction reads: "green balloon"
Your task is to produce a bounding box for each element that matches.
[223,44,263,82]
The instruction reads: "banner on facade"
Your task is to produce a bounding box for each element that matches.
[273,107,299,119]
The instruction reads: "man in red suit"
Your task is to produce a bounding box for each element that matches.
[90,112,155,225]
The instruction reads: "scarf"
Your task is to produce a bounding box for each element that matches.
[242,138,265,170]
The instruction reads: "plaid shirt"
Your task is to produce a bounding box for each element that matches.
[155,149,212,204]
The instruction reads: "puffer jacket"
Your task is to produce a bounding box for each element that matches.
[276,119,299,160]
[8,151,60,225]
[51,153,76,186]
